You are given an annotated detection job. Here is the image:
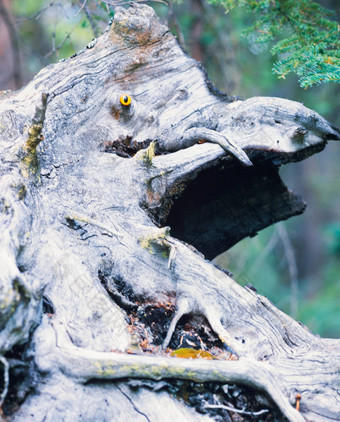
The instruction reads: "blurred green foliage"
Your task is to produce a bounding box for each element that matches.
[324,223,340,256]
[5,0,340,338]
[207,0,340,87]
[215,221,340,338]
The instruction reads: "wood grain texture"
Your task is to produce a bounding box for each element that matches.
[0,4,339,421]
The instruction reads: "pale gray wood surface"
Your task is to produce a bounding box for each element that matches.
[0,4,339,421]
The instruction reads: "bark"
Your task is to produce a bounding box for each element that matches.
[0,4,339,422]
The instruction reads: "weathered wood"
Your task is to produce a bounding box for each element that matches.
[0,4,340,421]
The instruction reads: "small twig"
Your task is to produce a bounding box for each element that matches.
[167,2,186,50]
[51,20,57,57]
[167,242,177,269]
[15,2,66,23]
[64,211,123,237]
[75,0,88,17]
[276,223,299,318]
[204,403,269,416]
[249,227,279,274]
[84,2,100,38]
[0,356,9,408]
[45,22,79,59]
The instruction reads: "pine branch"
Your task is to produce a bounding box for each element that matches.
[207,0,340,88]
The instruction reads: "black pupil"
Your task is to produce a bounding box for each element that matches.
[123,96,128,103]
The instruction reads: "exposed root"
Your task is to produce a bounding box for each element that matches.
[0,356,9,408]
[50,320,304,422]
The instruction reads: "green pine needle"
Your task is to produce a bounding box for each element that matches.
[207,0,340,88]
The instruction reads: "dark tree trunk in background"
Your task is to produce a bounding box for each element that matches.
[0,5,340,422]
[0,0,21,89]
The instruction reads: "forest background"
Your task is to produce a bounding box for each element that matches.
[0,0,339,337]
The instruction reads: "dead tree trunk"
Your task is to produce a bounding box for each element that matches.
[0,4,339,421]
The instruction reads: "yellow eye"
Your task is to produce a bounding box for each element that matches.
[120,94,132,107]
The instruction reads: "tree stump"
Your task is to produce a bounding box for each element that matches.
[0,4,339,421]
